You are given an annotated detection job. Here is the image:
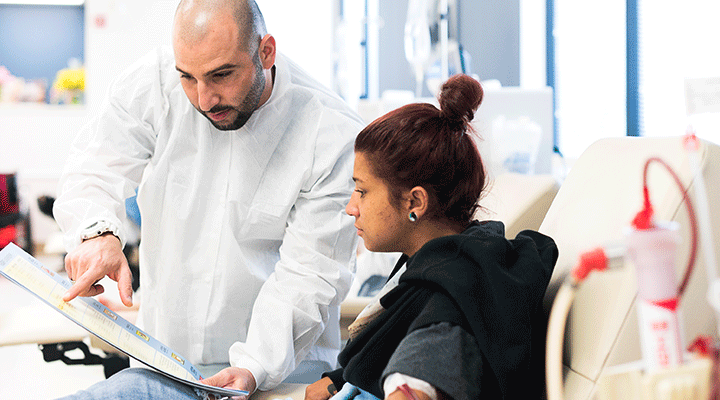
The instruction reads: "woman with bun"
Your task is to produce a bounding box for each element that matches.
[305,74,558,400]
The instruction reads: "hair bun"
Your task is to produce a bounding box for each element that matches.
[438,74,484,125]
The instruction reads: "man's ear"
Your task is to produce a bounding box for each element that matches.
[407,186,430,219]
[258,34,276,69]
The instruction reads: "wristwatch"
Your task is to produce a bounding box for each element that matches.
[80,220,119,241]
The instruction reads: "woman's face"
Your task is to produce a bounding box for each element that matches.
[346,152,409,253]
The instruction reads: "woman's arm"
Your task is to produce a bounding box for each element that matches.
[381,322,481,400]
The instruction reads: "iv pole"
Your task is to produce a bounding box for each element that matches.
[439,0,449,82]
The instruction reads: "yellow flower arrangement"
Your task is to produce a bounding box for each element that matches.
[50,64,85,104]
[53,67,85,91]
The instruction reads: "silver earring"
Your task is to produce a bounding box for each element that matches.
[408,212,418,222]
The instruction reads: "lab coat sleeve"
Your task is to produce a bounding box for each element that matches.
[53,61,158,252]
[228,110,359,390]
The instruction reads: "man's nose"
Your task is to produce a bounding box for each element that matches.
[197,80,219,112]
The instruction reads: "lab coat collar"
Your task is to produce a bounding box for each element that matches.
[233,53,291,168]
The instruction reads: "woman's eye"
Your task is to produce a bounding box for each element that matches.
[355,189,365,197]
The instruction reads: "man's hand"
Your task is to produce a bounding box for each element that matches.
[201,367,257,399]
[305,376,335,400]
[62,232,133,307]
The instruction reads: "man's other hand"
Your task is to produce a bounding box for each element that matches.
[201,367,257,399]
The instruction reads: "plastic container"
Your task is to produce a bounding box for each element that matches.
[490,115,542,175]
[625,221,684,371]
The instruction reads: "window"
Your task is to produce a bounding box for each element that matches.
[0,4,84,103]
[638,0,720,141]
[551,0,627,160]
[550,0,720,160]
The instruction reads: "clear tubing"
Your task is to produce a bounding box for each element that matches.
[545,282,575,400]
[684,132,720,336]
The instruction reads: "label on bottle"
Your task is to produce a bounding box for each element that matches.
[637,297,683,370]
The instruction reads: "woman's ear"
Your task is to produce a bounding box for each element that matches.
[407,186,429,220]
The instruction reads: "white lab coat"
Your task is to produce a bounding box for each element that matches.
[53,47,363,389]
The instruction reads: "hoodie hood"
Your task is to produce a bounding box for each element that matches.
[397,220,558,398]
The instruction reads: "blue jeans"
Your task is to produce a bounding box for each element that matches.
[56,360,331,399]
[55,368,207,400]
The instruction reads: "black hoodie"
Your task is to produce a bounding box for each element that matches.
[330,221,558,399]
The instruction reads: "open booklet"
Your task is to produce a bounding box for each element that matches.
[0,242,248,398]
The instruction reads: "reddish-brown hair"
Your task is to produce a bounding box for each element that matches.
[355,74,486,226]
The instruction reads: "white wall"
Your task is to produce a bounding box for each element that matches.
[0,105,91,247]
[258,0,336,90]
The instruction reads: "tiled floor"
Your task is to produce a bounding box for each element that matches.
[0,254,106,399]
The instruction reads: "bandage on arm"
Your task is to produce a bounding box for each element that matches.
[383,373,437,400]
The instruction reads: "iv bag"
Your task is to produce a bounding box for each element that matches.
[404,0,433,97]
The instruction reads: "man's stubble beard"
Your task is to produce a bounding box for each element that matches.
[202,54,266,131]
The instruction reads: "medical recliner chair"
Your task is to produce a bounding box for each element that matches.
[540,136,720,399]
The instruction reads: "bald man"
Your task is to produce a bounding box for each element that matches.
[53,0,363,397]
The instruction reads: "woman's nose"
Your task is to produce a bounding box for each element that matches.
[345,194,359,217]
